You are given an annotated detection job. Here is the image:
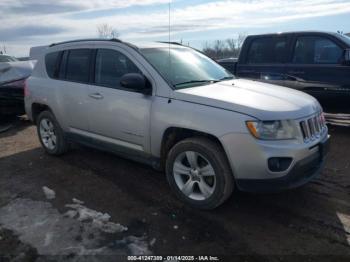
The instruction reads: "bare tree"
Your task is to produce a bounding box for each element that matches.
[236,33,246,49]
[226,38,236,52]
[202,34,247,60]
[213,40,225,55]
[97,23,120,39]
[0,44,7,54]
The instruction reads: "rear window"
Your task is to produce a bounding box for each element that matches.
[247,37,287,64]
[45,52,60,78]
[65,49,91,83]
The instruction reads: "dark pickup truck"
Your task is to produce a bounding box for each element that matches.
[218,31,350,111]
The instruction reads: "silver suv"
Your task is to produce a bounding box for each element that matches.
[25,39,330,209]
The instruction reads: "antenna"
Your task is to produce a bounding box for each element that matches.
[168,1,171,45]
[168,1,171,84]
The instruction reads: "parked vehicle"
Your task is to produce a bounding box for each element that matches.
[25,39,329,209]
[217,31,350,111]
[0,56,36,116]
[0,54,18,62]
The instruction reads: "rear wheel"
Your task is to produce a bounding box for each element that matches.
[37,111,68,155]
[166,137,234,210]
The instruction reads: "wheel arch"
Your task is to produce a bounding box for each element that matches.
[159,127,232,172]
[31,103,52,124]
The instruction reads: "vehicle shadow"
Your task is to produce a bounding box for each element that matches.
[59,126,350,258]
[0,115,31,138]
[0,124,349,260]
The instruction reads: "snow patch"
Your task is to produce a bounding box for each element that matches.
[0,198,151,255]
[63,210,77,218]
[116,236,152,255]
[72,198,84,205]
[42,186,55,200]
[150,238,156,246]
[65,202,128,234]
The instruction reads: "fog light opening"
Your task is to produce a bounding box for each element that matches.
[268,157,292,172]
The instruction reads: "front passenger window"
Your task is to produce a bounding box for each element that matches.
[95,49,141,89]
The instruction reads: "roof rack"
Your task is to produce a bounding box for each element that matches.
[49,38,122,47]
[157,41,183,46]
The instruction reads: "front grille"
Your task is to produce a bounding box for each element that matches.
[300,113,326,142]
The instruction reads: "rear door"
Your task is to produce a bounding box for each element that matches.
[284,34,350,104]
[59,48,93,133]
[236,35,290,86]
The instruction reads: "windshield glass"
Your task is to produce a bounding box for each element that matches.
[0,55,18,62]
[140,47,234,89]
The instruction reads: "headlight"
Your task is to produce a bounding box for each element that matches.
[246,120,297,140]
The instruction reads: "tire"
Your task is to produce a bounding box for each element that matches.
[166,137,234,210]
[36,110,68,155]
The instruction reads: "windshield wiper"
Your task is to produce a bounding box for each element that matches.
[218,76,234,81]
[174,80,218,87]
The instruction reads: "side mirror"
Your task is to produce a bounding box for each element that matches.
[344,49,350,65]
[120,73,151,95]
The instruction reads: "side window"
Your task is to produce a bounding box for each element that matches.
[65,49,92,83]
[58,51,68,79]
[247,37,287,64]
[45,51,61,78]
[95,49,141,89]
[293,36,343,64]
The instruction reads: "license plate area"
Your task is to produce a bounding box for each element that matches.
[319,136,330,160]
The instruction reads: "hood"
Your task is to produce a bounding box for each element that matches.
[173,79,321,120]
[0,60,36,85]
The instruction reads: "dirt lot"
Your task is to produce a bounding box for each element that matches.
[0,119,349,261]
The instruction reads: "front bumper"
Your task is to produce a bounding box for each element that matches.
[220,131,330,193]
[236,136,329,192]
[0,88,24,116]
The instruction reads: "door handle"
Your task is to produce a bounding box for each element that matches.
[240,69,256,73]
[288,71,305,75]
[89,93,104,99]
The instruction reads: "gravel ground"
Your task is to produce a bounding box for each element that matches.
[0,119,349,262]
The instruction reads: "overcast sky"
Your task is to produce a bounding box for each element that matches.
[1,0,350,56]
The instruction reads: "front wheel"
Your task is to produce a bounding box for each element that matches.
[166,137,234,210]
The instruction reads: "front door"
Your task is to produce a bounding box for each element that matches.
[284,35,350,110]
[86,48,152,153]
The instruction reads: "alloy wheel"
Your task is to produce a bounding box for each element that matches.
[173,151,216,201]
[39,118,57,150]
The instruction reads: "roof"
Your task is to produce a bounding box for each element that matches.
[247,30,340,37]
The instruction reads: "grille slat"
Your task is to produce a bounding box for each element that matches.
[300,113,325,142]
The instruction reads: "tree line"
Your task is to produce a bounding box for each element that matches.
[96,23,246,61]
[202,34,246,60]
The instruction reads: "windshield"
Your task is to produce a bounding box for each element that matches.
[140,47,234,89]
[0,55,18,62]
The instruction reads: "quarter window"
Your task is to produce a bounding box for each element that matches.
[95,49,141,89]
[45,51,60,78]
[293,37,343,64]
[65,49,92,83]
[247,37,287,64]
